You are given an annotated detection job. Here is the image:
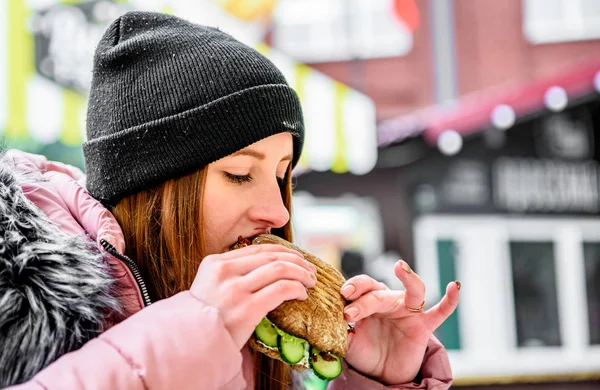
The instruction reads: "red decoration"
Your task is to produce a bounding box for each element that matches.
[391,0,420,32]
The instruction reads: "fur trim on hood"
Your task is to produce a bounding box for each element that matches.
[0,151,120,386]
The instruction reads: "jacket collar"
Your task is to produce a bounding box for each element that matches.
[0,151,123,386]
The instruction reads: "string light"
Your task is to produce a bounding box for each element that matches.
[437,130,463,156]
[491,104,516,130]
[544,86,568,112]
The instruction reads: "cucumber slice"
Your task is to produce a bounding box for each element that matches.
[309,347,342,381]
[254,318,279,348]
[277,334,308,364]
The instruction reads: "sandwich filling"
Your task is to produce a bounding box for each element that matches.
[254,317,343,381]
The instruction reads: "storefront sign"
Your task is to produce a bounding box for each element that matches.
[494,157,599,213]
[408,100,600,216]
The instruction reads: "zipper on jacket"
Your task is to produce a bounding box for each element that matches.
[100,239,152,307]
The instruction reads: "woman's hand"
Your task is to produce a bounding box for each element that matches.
[341,260,460,385]
[190,244,318,351]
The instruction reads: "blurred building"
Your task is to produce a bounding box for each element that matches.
[268,0,600,120]
[282,0,600,388]
[0,0,379,176]
[2,0,600,388]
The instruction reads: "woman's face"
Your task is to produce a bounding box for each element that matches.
[203,132,293,255]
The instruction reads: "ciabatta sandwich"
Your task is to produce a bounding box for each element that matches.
[231,234,349,380]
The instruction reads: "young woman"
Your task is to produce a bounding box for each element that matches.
[0,11,459,390]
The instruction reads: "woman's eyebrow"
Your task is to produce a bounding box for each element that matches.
[231,150,293,162]
[231,150,265,159]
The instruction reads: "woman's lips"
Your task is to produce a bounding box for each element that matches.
[228,235,253,251]
[227,231,270,251]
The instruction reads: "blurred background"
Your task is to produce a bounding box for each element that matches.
[1,0,600,388]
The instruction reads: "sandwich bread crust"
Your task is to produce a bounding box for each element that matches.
[250,235,349,357]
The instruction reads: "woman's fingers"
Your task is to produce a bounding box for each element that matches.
[342,262,433,322]
[241,260,317,292]
[227,279,310,348]
[344,289,404,322]
[394,260,426,312]
[425,281,461,330]
[225,250,316,276]
[341,274,388,301]
[250,280,310,317]
[340,274,397,322]
[220,243,304,261]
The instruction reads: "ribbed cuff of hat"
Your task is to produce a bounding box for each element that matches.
[83,84,303,206]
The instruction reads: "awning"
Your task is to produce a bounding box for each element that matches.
[0,0,378,175]
[378,58,600,150]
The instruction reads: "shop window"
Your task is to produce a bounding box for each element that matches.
[523,0,600,44]
[510,242,562,347]
[583,243,600,345]
[271,0,412,62]
[435,240,461,350]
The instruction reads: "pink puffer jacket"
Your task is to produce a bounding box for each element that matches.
[2,150,453,390]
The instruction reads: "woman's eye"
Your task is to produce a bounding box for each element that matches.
[223,172,253,184]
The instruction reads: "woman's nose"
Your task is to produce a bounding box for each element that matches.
[248,186,290,228]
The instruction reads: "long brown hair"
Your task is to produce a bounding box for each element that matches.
[110,164,295,390]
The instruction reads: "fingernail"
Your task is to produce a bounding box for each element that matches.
[400,261,412,274]
[344,306,359,319]
[305,260,316,271]
[310,272,317,282]
[455,281,461,290]
[341,284,355,298]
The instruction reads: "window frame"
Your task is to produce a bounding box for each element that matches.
[523,0,600,44]
[271,0,413,62]
[413,214,600,380]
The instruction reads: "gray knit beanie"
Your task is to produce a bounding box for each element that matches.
[83,11,304,206]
